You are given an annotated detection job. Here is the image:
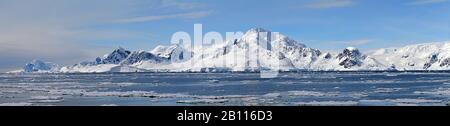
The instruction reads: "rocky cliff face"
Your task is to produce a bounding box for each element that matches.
[336,47,365,68]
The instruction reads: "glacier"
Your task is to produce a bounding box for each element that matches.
[8,28,450,73]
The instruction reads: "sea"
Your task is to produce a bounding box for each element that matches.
[1,72,450,106]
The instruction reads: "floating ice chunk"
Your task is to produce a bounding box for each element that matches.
[98,82,137,87]
[390,99,442,104]
[385,74,399,77]
[100,104,119,106]
[30,100,64,103]
[240,80,259,84]
[31,96,63,100]
[2,90,24,94]
[29,96,64,103]
[241,97,260,102]
[358,100,397,106]
[294,101,358,106]
[288,91,323,97]
[82,91,157,97]
[374,88,403,93]
[191,95,254,99]
[177,99,229,104]
[48,89,86,96]
[287,91,339,97]
[155,93,190,98]
[49,89,188,99]
[0,102,33,106]
[341,92,369,98]
[359,99,442,106]
[25,87,53,92]
[395,103,420,106]
[414,88,450,96]
[208,79,220,83]
[263,93,281,98]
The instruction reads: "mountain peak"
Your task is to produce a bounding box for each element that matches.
[337,47,365,68]
[114,46,128,52]
[30,59,45,64]
[151,44,184,59]
[100,47,132,64]
[246,28,271,34]
[346,47,359,52]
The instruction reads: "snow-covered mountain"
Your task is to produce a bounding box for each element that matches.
[368,42,450,71]
[9,28,450,73]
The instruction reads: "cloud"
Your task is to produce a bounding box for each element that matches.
[113,0,212,23]
[330,39,373,46]
[408,0,449,5]
[0,24,113,71]
[0,0,154,72]
[159,0,206,9]
[114,11,213,23]
[0,0,213,72]
[303,0,355,9]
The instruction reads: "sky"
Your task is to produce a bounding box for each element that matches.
[0,0,449,72]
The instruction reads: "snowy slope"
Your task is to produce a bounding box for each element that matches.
[368,42,450,70]
[60,64,118,73]
[186,28,300,72]
[9,28,450,73]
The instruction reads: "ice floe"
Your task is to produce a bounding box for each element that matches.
[287,91,339,97]
[0,102,33,106]
[208,79,220,83]
[414,88,450,96]
[374,88,403,93]
[359,99,442,106]
[2,72,450,106]
[293,101,358,106]
[177,99,229,104]
[262,93,282,98]
[29,96,64,103]
[30,96,63,100]
[100,104,119,106]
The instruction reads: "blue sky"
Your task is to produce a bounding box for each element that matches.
[0,0,449,72]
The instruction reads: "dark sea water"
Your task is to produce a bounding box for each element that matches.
[1,72,450,106]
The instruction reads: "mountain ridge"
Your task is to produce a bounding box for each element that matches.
[8,28,450,73]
